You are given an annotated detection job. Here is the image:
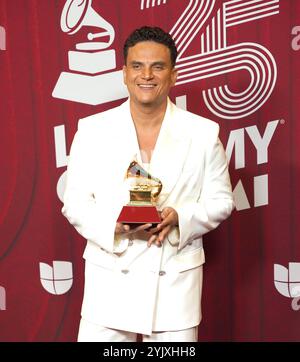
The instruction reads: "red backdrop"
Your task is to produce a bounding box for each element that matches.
[0,0,300,341]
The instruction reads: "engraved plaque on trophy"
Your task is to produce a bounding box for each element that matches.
[117,161,162,228]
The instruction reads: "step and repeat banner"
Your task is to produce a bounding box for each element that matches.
[0,0,300,341]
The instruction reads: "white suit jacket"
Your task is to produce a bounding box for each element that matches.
[62,99,234,335]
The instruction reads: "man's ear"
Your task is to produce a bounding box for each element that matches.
[171,68,178,86]
[122,65,127,85]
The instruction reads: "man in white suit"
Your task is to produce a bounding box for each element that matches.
[62,26,235,342]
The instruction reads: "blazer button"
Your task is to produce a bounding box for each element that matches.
[159,271,166,276]
[121,269,129,274]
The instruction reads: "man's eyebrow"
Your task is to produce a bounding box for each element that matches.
[130,61,143,65]
[129,61,167,66]
[151,61,167,66]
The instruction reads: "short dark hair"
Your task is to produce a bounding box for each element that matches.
[123,26,178,67]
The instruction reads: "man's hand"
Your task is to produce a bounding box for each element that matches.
[115,222,152,236]
[147,207,178,247]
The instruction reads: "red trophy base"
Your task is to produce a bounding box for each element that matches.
[117,205,161,228]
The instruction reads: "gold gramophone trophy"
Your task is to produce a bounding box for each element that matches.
[117,161,162,228]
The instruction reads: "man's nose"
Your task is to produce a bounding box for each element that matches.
[141,67,153,79]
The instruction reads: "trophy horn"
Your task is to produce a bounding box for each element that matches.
[127,161,163,200]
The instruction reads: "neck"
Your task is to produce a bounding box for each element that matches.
[129,98,168,129]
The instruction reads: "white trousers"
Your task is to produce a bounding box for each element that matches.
[78,318,198,342]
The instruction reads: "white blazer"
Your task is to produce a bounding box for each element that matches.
[62,99,234,335]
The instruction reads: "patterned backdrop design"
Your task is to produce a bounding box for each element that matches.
[0,0,300,341]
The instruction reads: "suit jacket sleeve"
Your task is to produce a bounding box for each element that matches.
[176,124,235,250]
[61,119,119,254]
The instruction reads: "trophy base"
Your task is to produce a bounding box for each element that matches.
[117,205,161,228]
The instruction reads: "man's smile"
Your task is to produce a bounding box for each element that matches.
[137,84,157,89]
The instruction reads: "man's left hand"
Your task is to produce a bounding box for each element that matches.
[147,207,178,247]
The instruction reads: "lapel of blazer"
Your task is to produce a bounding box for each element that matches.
[110,100,141,208]
[116,99,140,168]
[149,99,192,207]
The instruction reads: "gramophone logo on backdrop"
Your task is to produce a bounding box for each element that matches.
[53,0,128,105]
[53,0,280,120]
[39,261,73,295]
[274,263,300,311]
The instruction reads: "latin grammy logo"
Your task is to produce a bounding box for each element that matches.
[53,0,128,105]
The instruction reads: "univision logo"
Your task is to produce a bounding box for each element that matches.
[274,263,300,311]
[39,261,73,295]
[274,263,300,298]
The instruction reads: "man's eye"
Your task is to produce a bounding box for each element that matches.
[132,64,141,69]
[153,65,163,70]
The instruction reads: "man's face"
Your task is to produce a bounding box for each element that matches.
[123,41,177,108]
